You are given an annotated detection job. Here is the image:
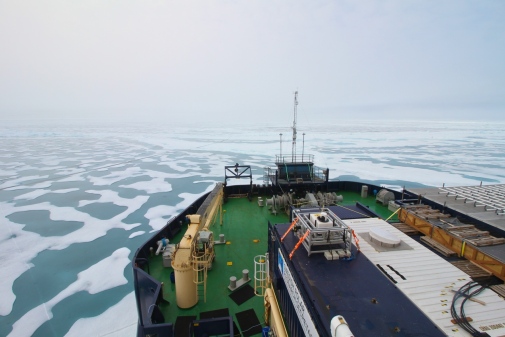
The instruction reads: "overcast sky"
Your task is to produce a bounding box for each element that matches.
[1,1,504,124]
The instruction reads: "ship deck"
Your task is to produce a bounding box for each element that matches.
[146,190,395,337]
[273,214,505,337]
[274,222,447,337]
[343,217,505,337]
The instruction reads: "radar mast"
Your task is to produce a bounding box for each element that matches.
[292,91,298,162]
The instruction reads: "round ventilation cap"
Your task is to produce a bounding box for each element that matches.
[369,228,401,248]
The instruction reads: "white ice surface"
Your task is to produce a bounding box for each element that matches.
[144,183,217,231]
[119,177,172,193]
[129,231,145,238]
[6,181,53,191]
[64,292,137,337]
[56,174,86,183]
[88,167,145,186]
[0,192,146,316]
[118,170,175,193]
[1,176,53,190]
[79,189,144,208]
[8,248,131,337]
[13,188,79,201]
[0,175,49,190]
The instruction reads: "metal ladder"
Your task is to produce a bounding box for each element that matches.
[254,255,267,297]
[263,167,271,186]
[192,253,207,303]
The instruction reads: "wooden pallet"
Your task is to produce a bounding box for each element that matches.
[404,204,430,210]
[468,237,505,247]
[400,207,505,282]
[413,209,451,219]
[446,226,505,246]
[451,260,492,280]
[420,236,456,257]
[391,222,419,235]
[446,225,476,231]
[490,284,505,298]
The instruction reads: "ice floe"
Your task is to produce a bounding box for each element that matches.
[13,188,80,201]
[144,184,216,231]
[64,292,137,337]
[119,177,172,193]
[0,175,50,190]
[129,231,145,238]
[79,189,142,208]
[8,248,131,337]
[0,193,146,316]
[88,167,145,186]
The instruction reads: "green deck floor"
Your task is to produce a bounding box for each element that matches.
[148,196,289,335]
[146,190,395,336]
[337,190,398,221]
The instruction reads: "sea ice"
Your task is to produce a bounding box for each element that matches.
[145,205,178,231]
[119,177,173,193]
[79,189,138,207]
[129,231,145,238]
[64,292,137,337]
[0,192,147,316]
[0,175,50,190]
[88,167,144,186]
[8,248,131,337]
[13,188,79,201]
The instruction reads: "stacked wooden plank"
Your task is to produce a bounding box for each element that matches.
[490,284,505,298]
[391,222,419,235]
[412,208,452,219]
[446,225,505,247]
[399,206,505,281]
[451,260,492,280]
[420,236,456,257]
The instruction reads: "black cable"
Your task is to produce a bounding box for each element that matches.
[452,282,479,335]
[451,281,490,336]
[240,321,266,334]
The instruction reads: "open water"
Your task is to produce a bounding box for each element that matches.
[1,119,504,336]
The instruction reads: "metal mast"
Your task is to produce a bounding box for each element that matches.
[291,91,298,162]
[279,133,283,159]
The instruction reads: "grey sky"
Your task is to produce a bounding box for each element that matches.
[1,1,504,124]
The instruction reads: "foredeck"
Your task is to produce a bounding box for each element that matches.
[146,190,394,336]
[148,196,288,336]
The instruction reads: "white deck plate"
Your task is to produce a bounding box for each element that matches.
[344,217,505,337]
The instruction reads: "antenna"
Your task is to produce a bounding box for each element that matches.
[279,133,283,159]
[302,132,305,161]
[292,91,298,162]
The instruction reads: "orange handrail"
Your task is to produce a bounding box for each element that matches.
[351,229,360,252]
[280,217,299,242]
[289,230,310,260]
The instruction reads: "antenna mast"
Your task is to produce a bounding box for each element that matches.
[292,91,298,162]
